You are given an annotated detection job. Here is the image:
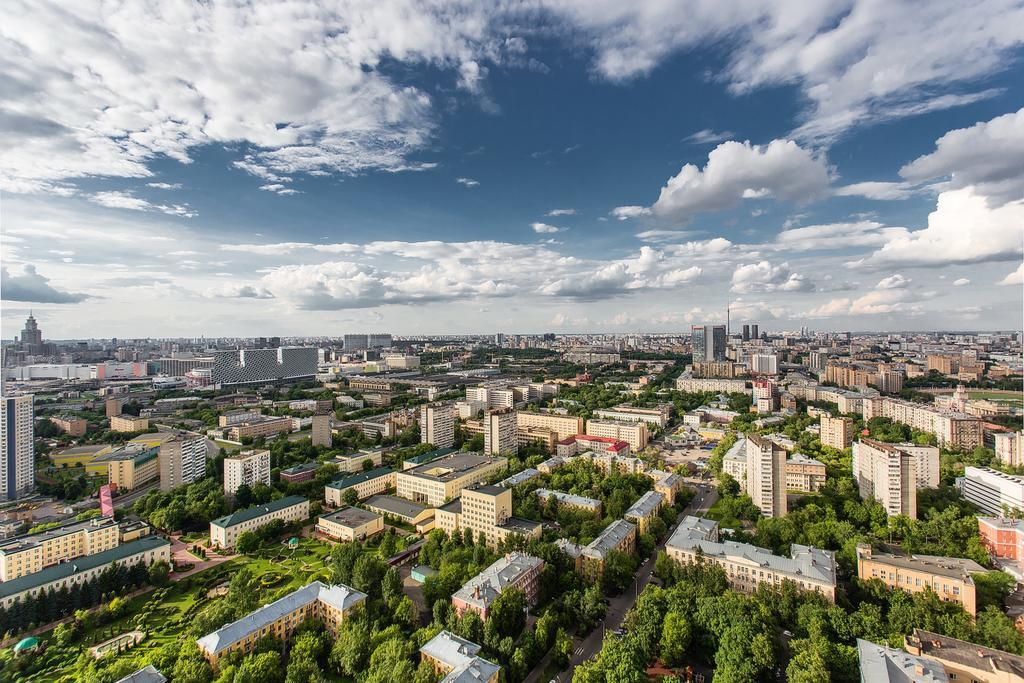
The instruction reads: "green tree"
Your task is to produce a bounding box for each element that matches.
[235,531,259,554]
[488,587,526,638]
[660,611,692,667]
[330,622,371,676]
[234,651,282,683]
[342,488,359,506]
[148,559,171,586]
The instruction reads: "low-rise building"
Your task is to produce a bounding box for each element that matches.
[279,461,319,484]
[451,552,544,620]
[556,434,631,458]
[648,469,684,505]
[0,536,170,610]
[209,496,309,549]
[785,453,827,493]
[535,488,602,514]
[419,631,500,683]
[675,376,748,393]
[978,517,1024,574]
[561,519,638,580]
[49,415,87,437]
[196,581,366,667]
[227,416,293,441]
[624,491,664,534]
[316,507,383,542]
[904,629,1024,683]
[582,450,646,475]
[855,544,983,615]
[48,444,112,475]
[329,449,384,474]
[592,406,670,428]
[0,516,120,581]
[499,468,541,487]
[856,638,949,683]
[95,445,160,491]
[109,415,150,433]
[396,453,507,507]
[515,412,585,442]
[325,468,396,505]
[667,516,837,601]
[364,495,436,531]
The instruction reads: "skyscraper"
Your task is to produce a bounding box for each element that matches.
[751,324,760,340]
[691,325,727,363]
[746,434,786,518]
[1,395,35,501]
[742,324,750,341]
[19,314,43,354]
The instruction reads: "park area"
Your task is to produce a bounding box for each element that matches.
[968,389,1024,406]
[0,535,350,681]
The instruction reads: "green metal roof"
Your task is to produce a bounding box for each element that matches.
[0,536,171,600]
[14,637,39,651]
[403,447,457,466]
[210,496,309,530]
[325,468,394,491]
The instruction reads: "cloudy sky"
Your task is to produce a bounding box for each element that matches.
[2,1,1023,339]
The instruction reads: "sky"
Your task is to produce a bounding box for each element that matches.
[1,1,1023,339]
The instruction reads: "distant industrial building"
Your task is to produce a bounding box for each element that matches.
[209,347,317,389]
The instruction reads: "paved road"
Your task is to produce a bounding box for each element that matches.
[541,485,719,682]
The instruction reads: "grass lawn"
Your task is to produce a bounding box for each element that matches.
[705,497,742,529]
[21,536,341,681]
[968,390,1023,405]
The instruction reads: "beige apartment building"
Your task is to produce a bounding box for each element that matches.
[667,516,837,601]
[904,629,1024,683]
[109,414,149,433]
[863,397,982,449]
[624,491,665,534]
[483,408,518,455]
[746,434,787,518]
[856,544,982,615]
[197,582,366,668]
[515,412,584,442]
[852,439,940,518]
[420,631,500,683]
[434,485,541,548]
[324,468,396,505]
[49,415,87,437]
[0,516,119,581]
[819,415,853,450]
[158,433,208,491]
[223,449,271,496]
[558,519,637,580]
[227,416,293,441]
[786,453,827,493]
[396,453,507,507]
[311,414,332,448]
[585,419,649,451]
[420,402,456,449]
[96,445,160,491]
[451,552,544,619]
[0,537,170,611]
[209,496,309,549]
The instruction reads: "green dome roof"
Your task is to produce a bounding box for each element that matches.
[14,636,39,651]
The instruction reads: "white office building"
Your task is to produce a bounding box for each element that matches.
[961,467,1024,516]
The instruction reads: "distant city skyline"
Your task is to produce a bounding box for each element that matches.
[1,2,1022,338]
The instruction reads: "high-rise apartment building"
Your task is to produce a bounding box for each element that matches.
[852,439,917,518]
[746,434,786,518]
[995,431,1024,467]
[750,354,779,375]
[1,395,35,501]
[862,396,982,449]
[223,449,271,496]
[585,419,650,451]
[159,433,208,491]
[691,325,726,363]
[311,414,332,448]
[421,402,456,449]
[515,412,584,442]
[483,409,517,455]
[819,416,854,450]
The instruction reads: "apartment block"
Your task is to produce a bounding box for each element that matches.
[434,485,541,548]
[158,433,207,491]
[197,581,365,667]
[559,519,637,580]
[227,416,293,441]
[315,507,383,542]
[420,631,500,683]
[863,397,982,449]
[995,431,1024,468]
[746,434,787,518]
[396,453,507,507]
[675,376,748,393]
[648,469,684,505]
[329,449,384,474]
[556,434,631,458]
[484,408,517,455]
[514,412,584,443]
[420,402,456,449]
[0,516,119,581]
[856,638,948,682]
[452,552,544,619]
[856,544,983,615]
[223,449,271,496]
[624,490,665,534]
[785,453,827,493]
[961,466,1024,516]
[904,629,1024,683]
[667,516,836,601]
[324,468,396,505]
[0,536,170,610]
[49,415,87,437]
[585,419,649,451]
[209,496,309,549]
[311,414,332,448]
[592,405,670,428]
[109,415,149,433]
[851,439,918,518]
[535,488,602,514]
[819,415,853,450]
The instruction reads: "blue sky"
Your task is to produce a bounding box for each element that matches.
[1,1,1022,338]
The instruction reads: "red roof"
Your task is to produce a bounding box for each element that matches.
[577,434,619,444]
[607,442,629,452]
[557,436,577,445]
